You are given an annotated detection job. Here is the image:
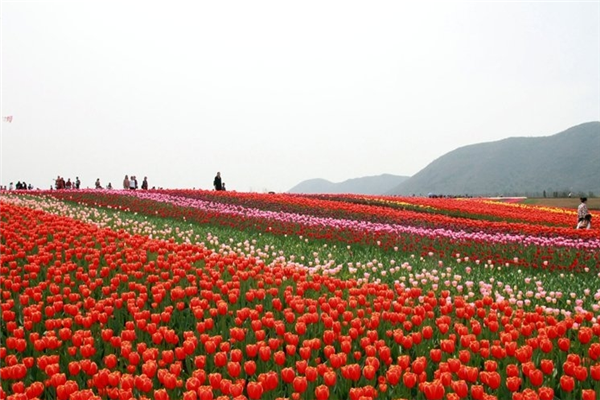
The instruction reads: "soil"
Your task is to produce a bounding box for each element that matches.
[522,197,600,210]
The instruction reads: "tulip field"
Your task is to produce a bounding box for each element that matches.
[1,190,600,400]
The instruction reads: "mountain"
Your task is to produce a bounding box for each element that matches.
[288,174,410,195]
[388,121,600,197]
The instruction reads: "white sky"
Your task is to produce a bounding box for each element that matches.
[2,1,599,192]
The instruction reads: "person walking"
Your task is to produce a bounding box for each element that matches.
[576,197,592,229]
[141,177,148,190]
[123,175,130,190]
[213,172,223,191]
[75,177,81,189]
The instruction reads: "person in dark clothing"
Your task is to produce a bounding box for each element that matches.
[141,177,148,190]
[213,172,223,191]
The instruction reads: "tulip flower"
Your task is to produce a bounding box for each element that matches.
[247,381,264,400]
[315,385,330,400]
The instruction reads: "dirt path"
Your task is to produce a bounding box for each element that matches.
[523,197,600,210]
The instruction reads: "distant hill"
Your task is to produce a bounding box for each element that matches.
[388,121,600,197]
[288,174,410,195]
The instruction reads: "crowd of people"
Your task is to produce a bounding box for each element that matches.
[1,174,154,191]
[3,172,223,191]
[55,176,81,190]
[3,181,34,191]
[48,175,151,191]
[122,175,148,190]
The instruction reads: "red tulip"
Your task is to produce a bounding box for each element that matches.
[482,371,501,390]
[292,376,307,393]
[412,357,427,375]
[591,364,600,381]
[422,379,445,400]
[314,384,329,400]
[273,351,286,366]
[208,373,222,390]
[341,364,361,381]
[582,389,596,400]
[471,384,484,400]
[258,346,271,362]
[197,386,213,400]
[244,360,257,376]
[214,352,227,367]
[247,381,264,400]
[528,369,543,387]
[323,371,336,387]
[506,376,521,392]
[447,358,461,373]
[183,391,197,400]
[262,371,278,391]
[154,389,169,400]
[578,327,592,344]
[537,386,554,400]
[558,338,570,352]
[506,364,519,377]
[227,361,241,378]
[185,377,201,392]
[305,366,318,382]
[67,361,80,376]
[560,375,575,392]
[362,365,376,380]
[430,348,442,363]
[540,359,554,375]
[403,372,417,388]
[385,366,401,386]
[281,367,295,384]
[450,379,468,398]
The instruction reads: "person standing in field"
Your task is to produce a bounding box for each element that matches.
[130,175,137,190]
[214,172,223,191]
[576,197,592,229]
[123,175,130,190]
[141,177,148,190]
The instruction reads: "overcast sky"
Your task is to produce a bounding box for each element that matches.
[2,1,599,192]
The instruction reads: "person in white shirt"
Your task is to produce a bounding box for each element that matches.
[576,197,592,229]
